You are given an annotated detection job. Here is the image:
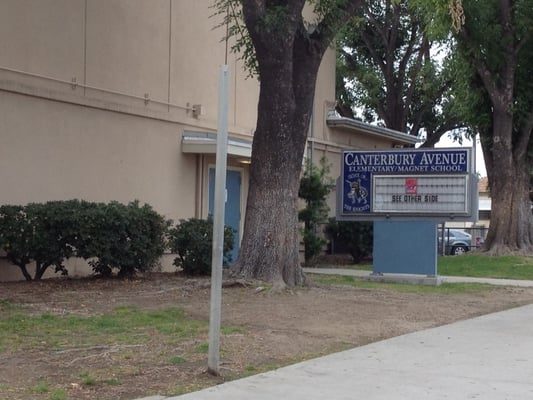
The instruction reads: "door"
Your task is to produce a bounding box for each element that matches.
[209,168,241,264]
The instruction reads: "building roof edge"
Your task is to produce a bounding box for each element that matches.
[326,116,420,145]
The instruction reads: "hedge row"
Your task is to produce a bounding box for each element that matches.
[0,200,168,280]
[0,200,235,281]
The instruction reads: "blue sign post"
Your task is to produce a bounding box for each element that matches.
[373,220,438,277]
[337,148,477,283]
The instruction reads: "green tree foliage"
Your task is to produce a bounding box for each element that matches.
[298,158,333,263]
[336,0,463,145]
[213,0,362,79]
[169,218,234,276]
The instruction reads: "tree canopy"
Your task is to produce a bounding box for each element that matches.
[417,0,533,254]
[336,0,464,145]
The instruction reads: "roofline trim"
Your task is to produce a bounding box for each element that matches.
[326,116,420,145]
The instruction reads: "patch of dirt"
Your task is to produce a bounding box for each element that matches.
[2,272,533,400]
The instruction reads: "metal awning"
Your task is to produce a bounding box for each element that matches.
[182,131,252,158]
[326,115,420,146]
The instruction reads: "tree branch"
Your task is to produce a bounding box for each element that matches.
[314,0,364,47]
[364,3,389,46]
[360,31,387,73]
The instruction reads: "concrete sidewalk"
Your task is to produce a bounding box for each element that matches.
[141,303,533,400]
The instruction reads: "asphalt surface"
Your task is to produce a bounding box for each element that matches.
[137,270,533,400]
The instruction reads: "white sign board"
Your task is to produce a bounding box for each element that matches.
[372,175,469,214]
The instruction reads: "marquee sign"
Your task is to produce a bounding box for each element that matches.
[337,148,478,221]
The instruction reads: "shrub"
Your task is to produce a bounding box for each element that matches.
[0,202,79,280]
[298,158,334,264]
[26,201,81,278]
[80,201,170,277]
[0,205,35,280]
[0,200,169,280]
[325,218,373,264]
[169,218,234,276]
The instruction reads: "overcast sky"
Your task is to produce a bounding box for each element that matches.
[434,135,486,177]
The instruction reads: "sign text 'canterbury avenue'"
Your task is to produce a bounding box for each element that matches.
[344,150,468,174]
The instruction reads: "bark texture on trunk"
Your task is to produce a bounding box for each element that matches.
[232,1,363,287]
[482,110,533,255]
[236,174,306,287]
[483,163,533,254]
[231,50,317,288]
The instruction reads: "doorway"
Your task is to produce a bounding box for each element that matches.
[208,168,241,264]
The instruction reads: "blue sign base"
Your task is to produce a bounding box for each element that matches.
[373,221,437,276]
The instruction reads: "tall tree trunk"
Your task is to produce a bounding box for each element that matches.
[483,159,533,254]
[482,110,533,254]
[236,153,306,287]
[231,0,363,287]
[232,58,316,288]
[462,0,533,255]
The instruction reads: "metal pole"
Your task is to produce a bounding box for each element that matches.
[207,64,230,376]
[472,135,477,175]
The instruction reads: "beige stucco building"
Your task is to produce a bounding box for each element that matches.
[0,0,417,280]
